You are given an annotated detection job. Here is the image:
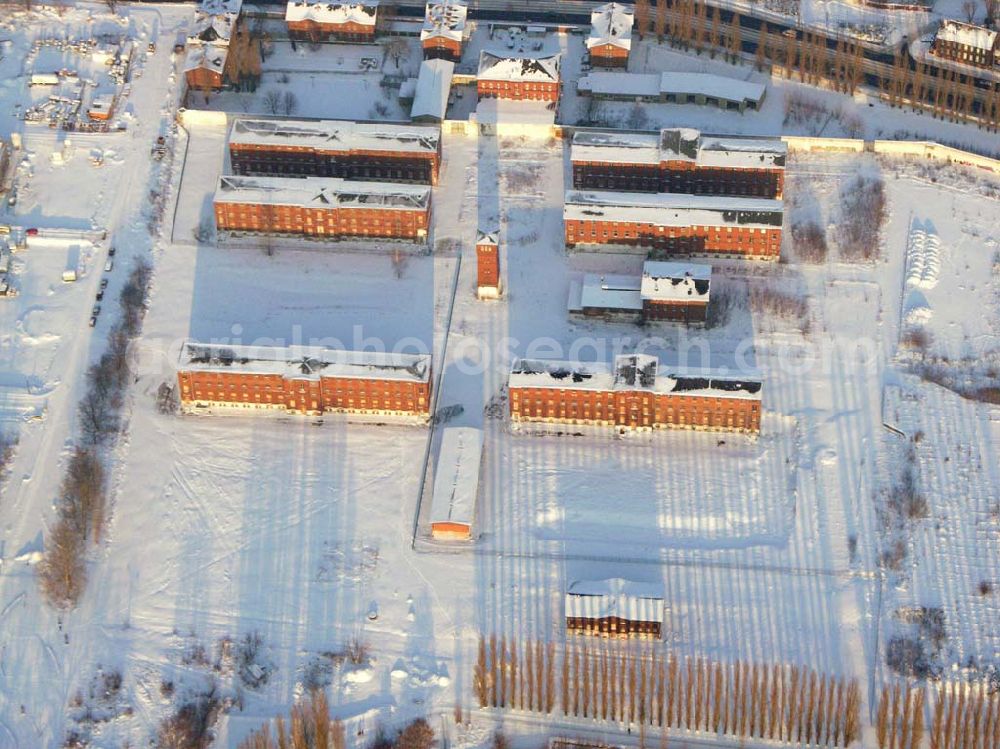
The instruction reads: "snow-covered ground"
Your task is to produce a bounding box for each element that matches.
[0,4,999,749]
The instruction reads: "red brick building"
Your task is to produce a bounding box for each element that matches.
[566,579,664,639]
[571,128,786,198]
[564,191,783,258]
[184,0,242,91]
[931,20,999,69]
[476,227,500,298]
[477,51,561,102]
[509,354,762,433]
[214,175,431,241]
[228,118,442,185]
[586,3,634,68]
[177,341,431,417]
[420,0,467,62]
[285,0,378,42]
[568,261,711,323]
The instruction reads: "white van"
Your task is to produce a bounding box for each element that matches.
[104,259,113,273]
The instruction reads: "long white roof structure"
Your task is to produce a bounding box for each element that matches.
[411,58,454,121]
[587,2,634,52]
[935,20,998,52]
[564,190,784,229]
[215,175,431,211]
[230,118,440,155]
[179,340,431,383]
[420,0,468,43]
[429,427,483,531]
[510,355,763,400]
[285,0,379,27]
[571,128,786,170]
[478,51,561,83]
[578,71,766,106]
[566,579,665,625]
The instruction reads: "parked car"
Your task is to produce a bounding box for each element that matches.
[100,278,108,290]
[148,42,156,53]
[96,289,104,301]
[92,304,101,317]
[108,246,116,256]
[89,315,97,327]
[104,259,113,272]
[26,227,39,236]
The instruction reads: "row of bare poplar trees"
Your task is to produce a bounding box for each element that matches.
[633,0,1000,131]
[878,680,1000,749]
[473,636,860,747]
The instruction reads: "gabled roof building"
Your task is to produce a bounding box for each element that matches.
[568,260,712,323]
[420,0,468,62]
[931,20,1000,69]
[477,51,562,102]
[586,3,634,68]
[285,0,379,42]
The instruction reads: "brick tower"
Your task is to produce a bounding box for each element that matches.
[476,226,501,299]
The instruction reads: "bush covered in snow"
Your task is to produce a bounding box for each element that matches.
[836,173,887,262]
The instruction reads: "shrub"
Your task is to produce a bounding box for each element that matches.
[791,218,828,263]
[397,719,435,749]
[836,173,887,262]
[156,686,221,749]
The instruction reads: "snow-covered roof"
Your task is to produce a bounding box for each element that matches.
[571,128,786,169]
[935,20,998,52]
[663,72,766,103]
[189,0,242,44]
[577,273,642,312]
[478,51,561,83]
[577,71,766,105]
[410,58,454,122]
[230,118,441,155]
[509,355,763,400]
[285,0,379,27]
[564,190,784,229]
[641,261,711,303]
[429,427,482,530]
[215,175,430,211]
[587,3,634,52]
[566,579,664,625]
[476,227,499,246]
[184,43,230,75]
[179,340,431,383]
[420,0,468,43]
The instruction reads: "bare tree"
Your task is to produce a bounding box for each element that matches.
[262,89,282,115]
[962,0,979,22]
[39,520,86,608]
[282,91,298,116]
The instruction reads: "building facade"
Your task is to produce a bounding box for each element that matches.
[420,0,468,62]
[477,51,561,102]
[571,128,786,198]
[564,191,783,258]
[177,341,432,417]
[509,355,762,433]
[476,227,501,298]
[285,0,379,42]
[228,119,441,185]
[214,175,431,241]
[586,3,633,68]
[931,20,999,68]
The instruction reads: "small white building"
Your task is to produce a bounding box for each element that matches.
[429,427,484,540]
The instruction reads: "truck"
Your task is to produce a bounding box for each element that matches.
[62,245,80,282]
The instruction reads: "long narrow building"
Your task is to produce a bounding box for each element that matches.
[285,0,379,42]
[509,354,762,433]
[571,128,786,198]
[228,118,442,185]
[177,340,432,417]
[213,175,431,241]
[564,190,783,258]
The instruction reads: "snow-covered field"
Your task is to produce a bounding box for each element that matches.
[0,3,999,749]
